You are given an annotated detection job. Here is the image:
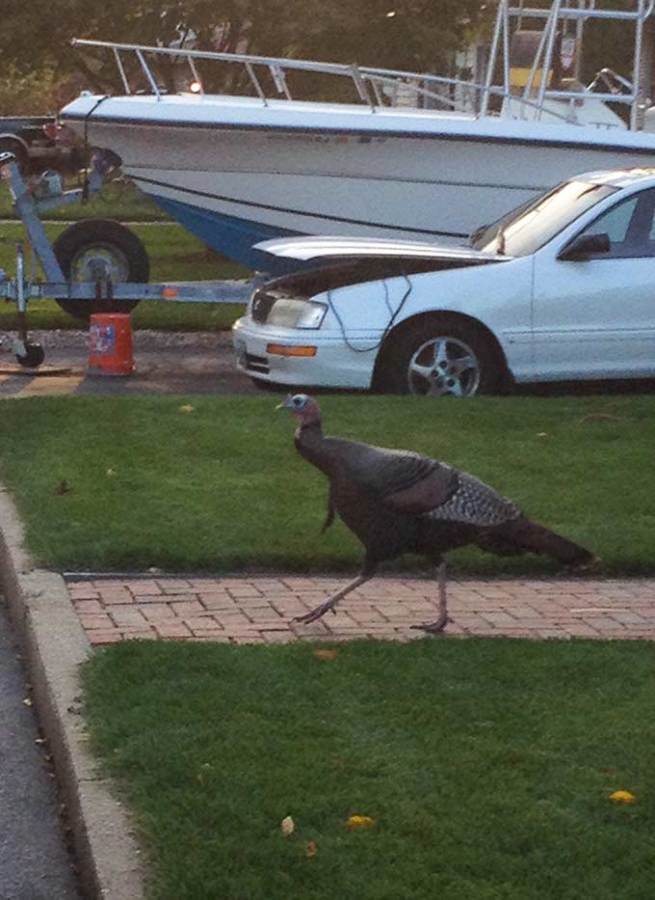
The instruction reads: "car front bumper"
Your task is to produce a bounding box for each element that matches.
[232,317,378,389]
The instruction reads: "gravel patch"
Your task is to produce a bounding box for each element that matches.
[1,329,232,352]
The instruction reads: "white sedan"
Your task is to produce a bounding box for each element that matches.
[232,168,655,396]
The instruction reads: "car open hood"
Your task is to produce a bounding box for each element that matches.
[254,235,510,295]
[255,235,507,265]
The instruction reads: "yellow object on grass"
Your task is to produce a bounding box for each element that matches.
[609,790,636,804]
[346,815,375,830]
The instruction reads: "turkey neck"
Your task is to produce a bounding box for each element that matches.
[295,421,333,476]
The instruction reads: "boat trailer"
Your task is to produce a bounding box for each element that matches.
[0,150,252,368]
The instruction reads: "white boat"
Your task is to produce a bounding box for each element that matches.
[59,0,655,275]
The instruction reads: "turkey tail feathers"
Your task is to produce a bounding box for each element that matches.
[497,517,595,567]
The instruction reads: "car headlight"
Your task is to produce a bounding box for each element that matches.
[267,298,327,329]
[295,301,328,329]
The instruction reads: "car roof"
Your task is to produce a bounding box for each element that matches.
[579,167,655,189]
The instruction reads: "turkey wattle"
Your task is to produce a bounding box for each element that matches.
[280,394,595,632]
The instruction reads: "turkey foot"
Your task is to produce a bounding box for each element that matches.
[293,573,371,625]
[293,597,339,624]
[411,562,450,635]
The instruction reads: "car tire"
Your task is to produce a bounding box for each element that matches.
[0,138,29,174]
[53,219,149,322]
[379,315,504,397]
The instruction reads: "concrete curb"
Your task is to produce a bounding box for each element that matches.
[0,485,145,900]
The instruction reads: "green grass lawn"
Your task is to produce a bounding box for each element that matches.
[0,221,250,332]
[83,637,655,900]
[0,394,652,574]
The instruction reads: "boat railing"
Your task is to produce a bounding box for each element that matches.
[72,37,614,127]
[508,2,655,22]
[491,0,655,130]
[72,38,500,111]
[586,67,635,96]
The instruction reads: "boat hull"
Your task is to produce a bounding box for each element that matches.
[61,95,655,273]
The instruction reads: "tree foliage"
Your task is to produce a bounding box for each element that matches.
[0,65,63,115]
[1,0,644,115]
[0,0,491,107]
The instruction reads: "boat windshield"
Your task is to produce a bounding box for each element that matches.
[470,180,620,257]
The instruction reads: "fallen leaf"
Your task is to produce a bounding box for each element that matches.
[536,432,549,438]
[306,840,317,858]
[23,697,33,707]
[281,815,295,836]
[178,404,195,413]
[196,763,212,784]
[314,648,338,662]
[54,480,72,495]
[346,814,375,830]
[609,790,636,804]
[106,468,116,477]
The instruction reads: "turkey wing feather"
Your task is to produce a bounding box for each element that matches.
[324,438,458,514]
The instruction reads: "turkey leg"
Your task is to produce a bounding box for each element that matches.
[410,562,450,635]
[293,573,371,625]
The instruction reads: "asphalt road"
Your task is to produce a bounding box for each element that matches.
[0,594,81,900]
[0,329,259,398]
[1,327,654,399]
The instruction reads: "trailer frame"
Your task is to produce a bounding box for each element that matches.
[0,150,253,367]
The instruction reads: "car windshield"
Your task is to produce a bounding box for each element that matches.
[470,180,619,256]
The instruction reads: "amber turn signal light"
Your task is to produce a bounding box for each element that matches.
[266,344,317,357]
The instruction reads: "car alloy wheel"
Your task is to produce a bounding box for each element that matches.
[407,335,481,397]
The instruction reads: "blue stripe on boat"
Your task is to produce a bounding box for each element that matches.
[149,195,303,274]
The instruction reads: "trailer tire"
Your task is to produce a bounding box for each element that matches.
[0,138,29,174]
[53,219,149,322]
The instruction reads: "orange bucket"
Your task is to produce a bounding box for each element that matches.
[88,313,134,376]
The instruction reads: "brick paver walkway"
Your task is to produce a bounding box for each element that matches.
[66,575,655,645]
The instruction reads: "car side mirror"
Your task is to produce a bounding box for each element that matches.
[559,232,611,261]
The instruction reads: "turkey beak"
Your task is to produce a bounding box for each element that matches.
[276,395,295,410]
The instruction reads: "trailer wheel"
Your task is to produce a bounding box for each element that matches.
[16,341,45,369]
[0,138,29,174]
[53,219,149,322]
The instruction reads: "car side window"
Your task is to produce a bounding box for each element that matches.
[594,197,637,244]
[577,189,655,258]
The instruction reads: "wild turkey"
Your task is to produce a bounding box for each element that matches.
[280,394,595,632]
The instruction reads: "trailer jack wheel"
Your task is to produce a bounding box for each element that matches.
[15,341,45,369]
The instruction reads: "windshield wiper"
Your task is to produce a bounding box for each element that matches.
[469,223,489,246]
